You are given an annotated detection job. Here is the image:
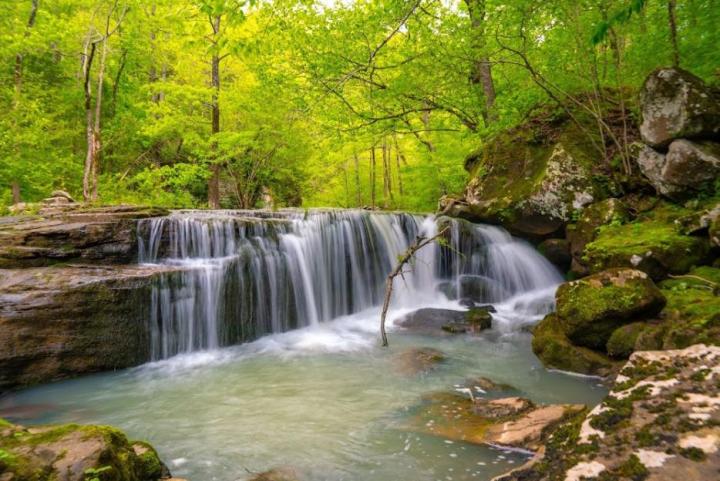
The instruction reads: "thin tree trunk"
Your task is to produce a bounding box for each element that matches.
[667,0,680,67]
[89,37,109,201]
[354,152,361,206]
[208,15,222,209]
[82,41,97,201]
[370,147,376,209]
[11,182,21,204]
[394,139,404,197]
[14,0,39,103]
[464,0,496,125]
[343,160,350,207]
[382,138,390,208]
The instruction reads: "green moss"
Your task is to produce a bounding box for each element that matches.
[679,447,707,461]
[131,441,163,479]
[607,322,647,358]
[615,454,649,480]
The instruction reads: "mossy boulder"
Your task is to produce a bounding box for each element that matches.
[566,198,630,276]
[442,109,613,237]
[0,419,167,481]
[606,322,647,358]
[531,314,618,376]
[555,268,666,350]
[583,217,711,280]
[537,238,572,271]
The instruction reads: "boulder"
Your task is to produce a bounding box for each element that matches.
[496,344,720,481]
[399,307,493,335]
[537,238,571,271]
[637,141,720,199]
[582,216,711,280]
[606,321,647,359]
[555,268,666,350]
[248,468,301,481]
[566,198,630,275]
[639,67,720,147]
[403,391,584,451]
[0,418,168,481]
[531,314,619,376]
[444,109,611,238]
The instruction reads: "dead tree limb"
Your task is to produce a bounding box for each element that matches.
[380,226,449,346]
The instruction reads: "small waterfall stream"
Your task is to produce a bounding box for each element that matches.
[137,209,562,360]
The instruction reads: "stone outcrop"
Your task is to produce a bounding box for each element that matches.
[639,67,720,147]
[0,264,183,393]
[0,205,169,268]
[496,344,720,481]
[440,108,613,237]
[638,140,720,199]
[0,418,170,481]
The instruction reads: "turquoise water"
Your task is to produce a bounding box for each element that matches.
[0,305,607,481]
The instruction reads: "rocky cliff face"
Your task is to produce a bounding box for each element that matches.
[0,206,174,393]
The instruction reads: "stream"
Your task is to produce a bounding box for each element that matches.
[0,210,608,481]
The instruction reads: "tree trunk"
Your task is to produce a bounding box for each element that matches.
[370,147,376,209]
[14,0,39,102]
[667,0,680,67]
[208,15,222,209]
[354,152,361,206]
[11,182,21,204]
[393,134,404,197]
[464,0,496,125]
[82,41,97,202]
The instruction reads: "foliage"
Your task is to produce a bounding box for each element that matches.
[1,0,718,211]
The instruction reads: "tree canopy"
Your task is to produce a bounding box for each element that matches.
[1,0,718,212]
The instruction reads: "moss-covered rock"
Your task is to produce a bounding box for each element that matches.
[442,108,617,237]
[566,198,630,276]
[0,418,168,481]
[555,269,666,350]
[606,322,647,358]
[583,212,711,280]
[531,314,618,376]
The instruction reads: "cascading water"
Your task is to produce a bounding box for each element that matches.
[137,209,562,360]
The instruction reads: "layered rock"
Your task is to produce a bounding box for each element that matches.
[398,306,493,335]
[0,205,168,268]
[497,344,720,481]
[0,264,183,393]
[0,418,169,481]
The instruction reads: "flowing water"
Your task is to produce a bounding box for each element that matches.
[0,210,608,481]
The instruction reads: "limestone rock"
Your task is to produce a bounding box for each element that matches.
[497,344,720,481]
[639,67,720,147]
[50,190,76,202]
[248,467,301,481]
[398,307,493,335]
[0,264,182,392]
[554,268,666,350]
[637,141,720,199]
[0,418,168,481]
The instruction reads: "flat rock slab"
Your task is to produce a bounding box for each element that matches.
[393,347,446,376]
[402,391,583,451]
[398,307,493,335]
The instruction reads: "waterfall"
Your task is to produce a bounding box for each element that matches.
[137,210,562,360]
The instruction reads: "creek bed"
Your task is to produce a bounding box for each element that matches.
[0,304,606,481]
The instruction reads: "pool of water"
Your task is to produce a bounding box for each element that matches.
[0,301,607,481]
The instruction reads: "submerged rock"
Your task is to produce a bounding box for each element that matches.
[393,347,446,376]
[497,344,720,481]
[554,268,666,350]
[403,391,584,451]
[639,67,720,147]
[0,418,169,481]
[247,467,301,481]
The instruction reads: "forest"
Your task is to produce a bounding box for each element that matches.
[2,0,717,212]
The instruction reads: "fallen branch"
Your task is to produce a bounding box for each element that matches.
[380,226,449,346]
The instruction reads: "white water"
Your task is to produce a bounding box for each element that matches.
[137,209,562,360]
[0,210,601,481]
